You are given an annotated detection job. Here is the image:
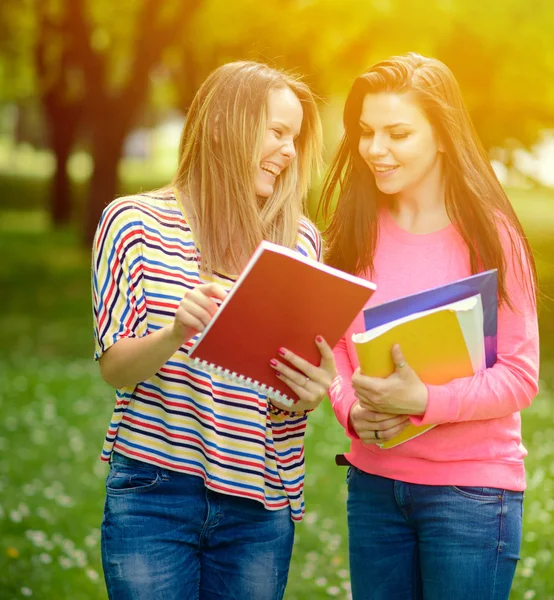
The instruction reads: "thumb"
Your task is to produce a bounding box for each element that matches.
[391,344,409,373]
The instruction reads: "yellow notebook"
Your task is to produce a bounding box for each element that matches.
[352,295,485,449]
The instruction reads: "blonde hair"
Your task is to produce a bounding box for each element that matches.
[172,61,323,274]
[319,52,536,307]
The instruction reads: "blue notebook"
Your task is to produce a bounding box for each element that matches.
[363,270,498,368]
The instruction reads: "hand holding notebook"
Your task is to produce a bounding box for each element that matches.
[350,271,497,448]
[188,240,376,407]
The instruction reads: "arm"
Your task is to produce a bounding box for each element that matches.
[99,282,227,389]
[353,259,539,426]
[329,336,360,436]
[99,326,183,389]
[92,200,226,389]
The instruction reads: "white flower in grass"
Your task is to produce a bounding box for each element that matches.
[10,510,22,523]
[305,551,319,563]
[59,556,73,569]
[43,487,56,500]
[25,530,48,547]
[39,553,52,564]
[20,587,33,597]
[56,495,74,507]
[43,402,57,422]
[318,530,330,542]
[18,503,30,517]
[315,577,327,587]
[36,507,52,521]
[85,530,100,548]
[326,586,341,597]
[86,568,100,583]
[304,511,318,525]
[23,483,37,496]
[523,592,536,599]
[338,569,349,579]
[73,549,87,568]
[523,556,537,569]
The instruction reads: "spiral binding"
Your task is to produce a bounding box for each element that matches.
[191,357,295,407]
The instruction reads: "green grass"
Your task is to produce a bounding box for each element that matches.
[1,181,553,599]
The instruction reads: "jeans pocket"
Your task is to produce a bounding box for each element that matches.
[450,485,503,501]
[106,463,162,496]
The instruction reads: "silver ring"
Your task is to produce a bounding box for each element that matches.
[302,376,310,387]
[397,361,407,369]
[374,430,380,440]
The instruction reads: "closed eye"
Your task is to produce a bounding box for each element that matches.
[390,133,410,140]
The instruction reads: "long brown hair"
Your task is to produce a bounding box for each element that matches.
[171,61,323,274]
[319,53,537,306]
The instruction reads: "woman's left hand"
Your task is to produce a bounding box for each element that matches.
[269,335,337,413]
[352,344,428,416]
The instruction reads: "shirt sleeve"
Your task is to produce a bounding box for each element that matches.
[329,336,361,440]
[92,199,146,360]
[412,232,539,426]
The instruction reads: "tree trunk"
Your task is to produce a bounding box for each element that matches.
[50,143,72,225]
[84,127,126,246]
[47,104,81,225]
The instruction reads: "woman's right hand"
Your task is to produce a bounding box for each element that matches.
[171,283,227,344]
[348,400,410,445]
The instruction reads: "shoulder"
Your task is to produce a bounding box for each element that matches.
[297,217,323,261]
[96,192,184,243]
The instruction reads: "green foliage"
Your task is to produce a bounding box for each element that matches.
[2,0,554,148]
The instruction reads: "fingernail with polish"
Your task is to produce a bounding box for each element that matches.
[316,335,323,343]
[269,359,278,367]
[278,348,286,357]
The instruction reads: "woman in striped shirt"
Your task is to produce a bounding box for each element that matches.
[92,61,336,600]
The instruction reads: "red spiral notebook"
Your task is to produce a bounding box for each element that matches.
[188,240,376,406]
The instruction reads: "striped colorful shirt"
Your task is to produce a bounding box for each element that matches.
[92,192,322,521]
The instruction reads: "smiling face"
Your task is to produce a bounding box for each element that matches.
[358,92,444,201]
[254,86,304,198]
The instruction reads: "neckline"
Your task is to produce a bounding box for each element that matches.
[380,207,456,246]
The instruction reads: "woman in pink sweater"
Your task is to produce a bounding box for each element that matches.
[319,53,539,600]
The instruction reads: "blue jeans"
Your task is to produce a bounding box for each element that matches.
[101,453,295,600]
[346,467,523,600]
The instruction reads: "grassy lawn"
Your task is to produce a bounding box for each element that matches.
[0,177,553,599]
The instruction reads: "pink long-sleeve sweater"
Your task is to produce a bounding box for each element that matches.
[330,209,539,491]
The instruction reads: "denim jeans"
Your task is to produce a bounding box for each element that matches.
[101,453,295,600]
[346,467,523,600]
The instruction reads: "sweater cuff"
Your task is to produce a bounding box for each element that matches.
[410,384,456,426]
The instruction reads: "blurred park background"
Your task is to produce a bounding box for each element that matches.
[1,0,553,598]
